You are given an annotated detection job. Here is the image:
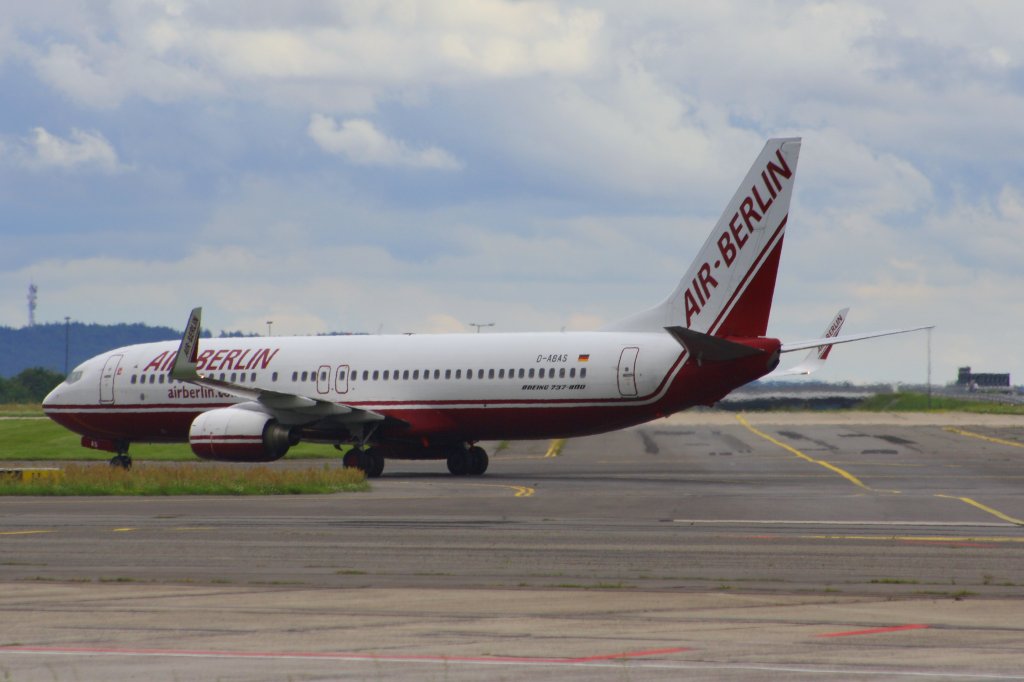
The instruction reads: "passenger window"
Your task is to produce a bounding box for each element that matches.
[467,369,473,380]
[158,374,165,384]
[131,375,137,385]
[363,371,369,381]
[413,370,419,380]
[434,369,440,379]
[272,372,278,381]
[478,369,485,379]
[528,368,535,378]
[455,369,462,379]
[301,371,308,381]
[383,370,389,380]
[581,368,587,378]
[570,368,576,378]
[403,370,409,380]
[488,369,494,379]
[292,371,298,381]
[498,369,505,379]
[559,368,566,378]
[445,369,452,379]
[373,370,379,380]
[339,370,346,381]
[518,368,524,378]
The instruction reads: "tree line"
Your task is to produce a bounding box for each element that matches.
[0,367,66,404]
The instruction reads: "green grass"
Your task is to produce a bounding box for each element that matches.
[0,404,44,417]
[0,462,368,495]
[0,416,348,461]
[852,392,1024,415]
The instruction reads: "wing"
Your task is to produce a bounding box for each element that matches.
[168,307,385,427]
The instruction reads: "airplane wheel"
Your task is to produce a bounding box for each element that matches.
[467,446,488,476]
[447,450,469,476]
[109,454,132,470]
[342,449,361,470]
[363,448,385,478]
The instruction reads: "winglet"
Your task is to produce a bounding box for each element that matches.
[169,307,203,381]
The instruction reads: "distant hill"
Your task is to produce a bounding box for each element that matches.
[0,322,184,377]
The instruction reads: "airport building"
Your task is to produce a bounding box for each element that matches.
[957,366,1011,390]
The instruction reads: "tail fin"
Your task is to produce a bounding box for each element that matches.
[605,138,801,336]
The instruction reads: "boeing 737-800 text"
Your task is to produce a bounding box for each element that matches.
[42,139,928,475]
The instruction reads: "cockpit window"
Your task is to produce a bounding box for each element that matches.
[66,370,84,384]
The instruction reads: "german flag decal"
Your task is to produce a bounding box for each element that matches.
[577,354,590,362]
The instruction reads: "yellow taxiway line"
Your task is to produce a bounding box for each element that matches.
[737,413,1024,526]
[735,414,871,490]
[544,439,566,458]
[935,494,1024,526]
[943,426,1024,449]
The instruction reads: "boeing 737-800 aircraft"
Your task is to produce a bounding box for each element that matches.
[43,138,928,476]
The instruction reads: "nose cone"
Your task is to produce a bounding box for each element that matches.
[42,381,65,409]
[42,374,72,405]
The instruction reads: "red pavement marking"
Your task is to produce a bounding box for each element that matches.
[0,645,690,665]
[816,624,930,638]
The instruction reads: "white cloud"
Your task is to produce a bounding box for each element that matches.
[308,115,461,170]
[16,1,601,111]
[8,127,125,173]
[6,0,1024,387]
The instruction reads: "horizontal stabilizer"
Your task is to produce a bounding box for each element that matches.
[665,326,765,366]
[781,325,933,353]
[768,307,848,377]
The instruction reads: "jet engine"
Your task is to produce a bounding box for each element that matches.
[189,407,293,462]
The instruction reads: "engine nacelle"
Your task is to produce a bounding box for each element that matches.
[189,407,292,462]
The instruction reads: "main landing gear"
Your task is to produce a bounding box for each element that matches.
[447,445,488,476]
[343,447,385,478]
[342,443,490,477]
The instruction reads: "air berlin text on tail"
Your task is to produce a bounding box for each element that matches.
[684,148,793,327]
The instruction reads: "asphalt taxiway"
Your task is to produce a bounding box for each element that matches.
[1,412,1023,680]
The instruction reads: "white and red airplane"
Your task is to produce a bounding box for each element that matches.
[43,138,929,475]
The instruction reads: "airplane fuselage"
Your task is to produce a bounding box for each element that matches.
[44,331,780,452]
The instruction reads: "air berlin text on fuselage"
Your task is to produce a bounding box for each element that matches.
[683,148,792,327]
[144,347,281,373]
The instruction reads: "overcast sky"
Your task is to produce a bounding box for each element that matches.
[2,1,1022,384]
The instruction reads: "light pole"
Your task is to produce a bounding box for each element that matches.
[64,316,70,375]
[267,320,273,337]
[468,322,494,333]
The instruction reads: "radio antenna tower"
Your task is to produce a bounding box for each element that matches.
[27,283,38,327]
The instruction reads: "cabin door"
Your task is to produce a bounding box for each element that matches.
[617,347,639,397]
[99,354,123,404]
